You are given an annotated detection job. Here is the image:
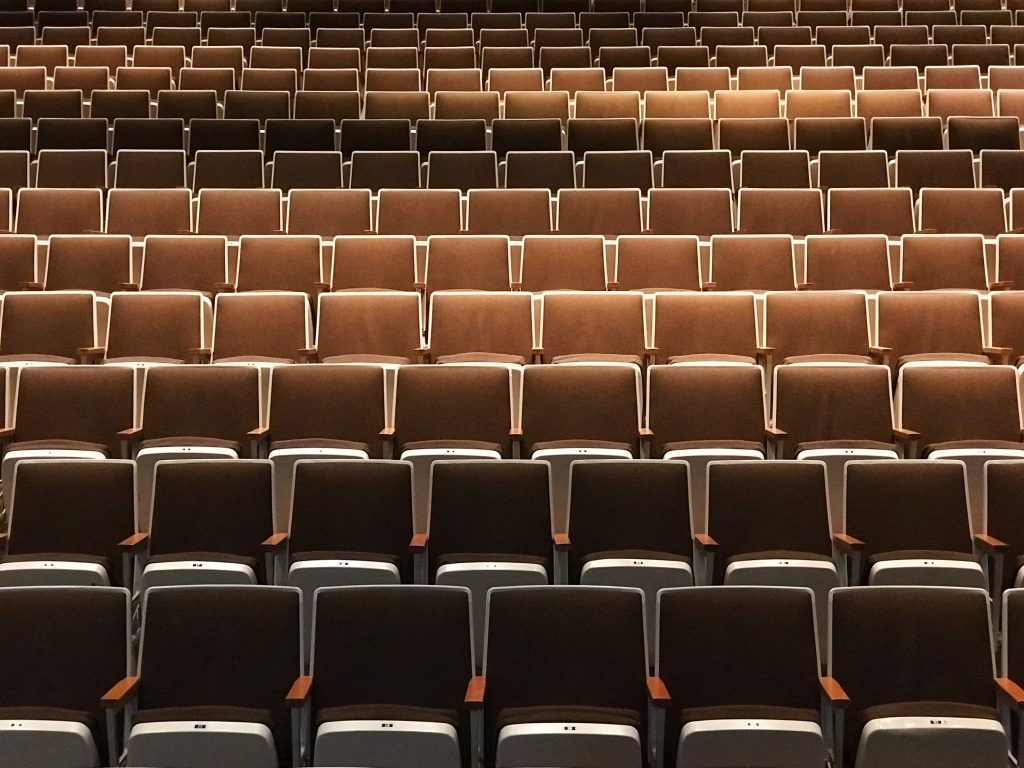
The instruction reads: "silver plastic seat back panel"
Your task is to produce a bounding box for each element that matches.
[495,722,642,768]
[676,718,826,768]
[313,719,460,768]
[127,721,277,768]
[854,716,1007,768]
[0,719,99,768]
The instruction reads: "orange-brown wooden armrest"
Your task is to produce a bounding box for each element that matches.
[465,676,486,708]
[893,427,920,442]
[118,427,143,442]
[262,532,288,551]
[639,427,653,439]
[19,281,43,291]
[891,281,914,291]
[820,676,850,709]
[101,676,140,709]
[553,532,570,551]
[510,281,523,291]
[510,427,523,438]
[606,280,620,290]
[766,426,786,440]
[313,281,331,294]
[997,677,1024,708]
[380,427,395,437]
[647,676,671,708]
[214,282,236,294]
[287,675,313,707]
[701,281,718,291]
[0,427,16,442]
[76,346,105,364]
[118,532,149,552]
[974,533,1008,553]
[694,533,719,551]
[869,346,892,366]
[796,281,816,291]
[187,347,212,364]
[117,282,140,292]
[297,347,318,363]
[247,426,269,439]
[990,280,1014,291]
[756,346,774,367]
[984,346,1013,365]
[410,533,428,552]
[833,532,865,552]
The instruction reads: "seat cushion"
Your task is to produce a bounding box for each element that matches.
[291,550,401,566]
[668,354,757,365]
[581,549,691,565]
[796,439,897,454]
[140,436,242,454]
[214,356,296,365]
[270,438,371,454]
[497,706,641,733]
[0,354,78,364]
[783,354,873,365]
[0,706,96,731]
[435,352,527,365]
[530,439,633,455]
[135,705,275,731]
[321,354,412,365]
[897,352,991,367]
[147,552,258,571]
[869,549,975,566]
[105,356,185,365]
[6,439,109,456]
[861,701,998,722]
[316,703,459,731]
[660,439,765,457]
[551,353,643,366]
[401,439,504,454]
[435,553,550,570]
[727,550,834,565]
[0,551,110,575]
[680,704,819,726]
[925,440,1024,455]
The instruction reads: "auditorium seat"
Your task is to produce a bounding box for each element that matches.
[802,234,892,291]
[209,291,311,369]
[986,460,1024,594]
[520,234,607,291]
[736,188,824,237]
[425,290,536,365]
[465,188,553,236]
[234,234,325,294]
[105,188,194,239]
[0,291,101,366]
[827,187,916,238]
[707,233,797,291]
[195,187,283,239]
[312,291,424,363]
[284,188,373,237]
[917,188,1007,237]
[614,234,701,291]
[43,234,132,295]
[539,291,648,364]
[331,235,416,291]
[138,235,228,294]
[377,188,462,237]
[898,233,990,290]
[15,188,102,240]
[113,149,188,189]
[876,290,996,370]
[423,235,511,294]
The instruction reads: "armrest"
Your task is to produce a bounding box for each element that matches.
[261,532,288,552]
[647,675,671,708]
[796,281,816,290]
[410,533,428,552]
[766,426,786,440]
[117,281,140,292]
[819,676,850,709]
[297,347,317,364]
[465,676,485,709]
[118,427,143,443]
[990,280,1014,291]
[693,533,719,551]
[510,281,523,291]
[606,280,620,290]
[313,281,331,294]
[756,346,774,369]
[984,346,1012,366]
[0,427,15,443]
[996,677,1024,710]
[973,533,1008,553]
[892,281,914,291]
[101,676,140,710]
[187,347,212,364]
[286,675,313,708]
[413,281,426,292]
[832,532,865,552]
[247,426,268,439]
[510,427,523,438]
[380,427,395,437]
[76,346,105,364]
[869,346,892,367]
[19,281,43,290]
[701,281,717,291]
[118,532,149,553]
[553,532,570,551]
[214,281,236,294]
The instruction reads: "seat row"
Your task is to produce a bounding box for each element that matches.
[4,582,1022,768]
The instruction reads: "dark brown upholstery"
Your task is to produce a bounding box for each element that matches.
[830,586,996,768]
[425,236,511,294]
[0,586,129,758]
[803,234,891,291]
[816,150,889,189]
[567,460,691,579]
[140,365,261,450]
[289,460,413,579]
[0,291,95,361]
[615,236,701,291]
[285,189,372,238]
[268,365,387,458]
[521,363,641,456]
[896,148,976,195]
[738,188,824,237]
[706,461,831,583]
[141,235,227,293]
[106,293,204,361]
[393,364,514,456]
[984,461,1024,588]
[648,188,734,237]
[483,587,647,767]
[136,585,299,767]
[332,235,415,292]
[661,149,733,188]
[652,292,759,363]
[197,188,282,238]
[877,291,986,366]
[739,150,811,188]
[773,364,894,459]
[827,187,915,237]
[315,292,421,363]
[541,292,646,361]
[556,188,643,237]
[45,235,132,294]
[16,188,102,239]
[428,460,552,576]
[521,235,607,292]
[647,364,766,458]
[765,291,871,362]
[428,291,534,364]
[106,189,193,239]
[658,586,820,767]
[212,292,309,363]
[7,460,136,586]
[13,366,134,455]
[710,234,796,291]
[377,189,462,237]
[236,235,322,293]
[0,234,36,292]
[465,189,553,237]
[900,234,989,290]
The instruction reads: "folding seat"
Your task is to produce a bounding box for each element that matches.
[34,117,107,153]
[581,150,654,192]
[614,235,700,291]
[304,583,475,764]
[520,235,607,291]
[114,66,172,102]
[111,117,184,154]
[223,90,292,122]
[300,69,361,95]
[643,91,711,120]
[348,151,421,192]
[538,291,648,363]
[233,235,324,295]
[0,584,130,768]
[112,584,301,766]
[714,89,781,120]
[738,149,811,188]
[736,188,824,237]
[491,117,563,159]
[426,150,498,192]
[187,118,261,159]
[0,365,135,501]
[178,69,235,103]
[648,188,735,237]
[284,189,371,239]
[34,149,105,189]
[43,234,131,295]
[596,46,653,77]
[263,117,336,156]
[785,90,853,121]
[859,594,997,766]
[422,235,511,295]
[918,188,1006,238]
[105,188,193,240]
[0,233,35,293]
[426,290,535,364]
[642,118,716,156]
[993,237,1024,294]
[735,66,793,96]
[999,90,1024,125]
[567,118,639,157]
[312,291,424,364]
[718,117,791,154]
[827,187,916,239]
[575,91,642,122]
[249,45,302,73]
[423,49,479,77]
[21,89,84,122]
[548,68,608,98]
[151,26,203,53]
[705,234,795,292]
[856,90,924,125]
[209,291,311,367]
[51,66,111,99]
[191,149,265,190]
[947,117,1021,153]
[890,43,952,72]
[271,152,344,193]
[659,149,732,188]
[537,45,591,76]
[793,118,868,157]
[657,46,711,72]
[503,150,576,192]
[195,188,283,239]
[898,232,989,290]
[610,66,668,95]
[487,67,545,95]
[802,234,892,291]
[556,188,643,236]
[132,44,186,82]
[433,92,500,126]
[15,188,102,240]
[895,148,977,196]
[377,189,462,238]
[0,66,45,99]
[14,44,67,75]
[362,91,431,123]
[122,365,263,528]
[764,289,877,365]
[502,90,569,125]
[927,88,994,124]
[877,291,996,370]
[983,461,1024,596]
[924,64,982,91]
[799,66,858,96]
[586,29,637,60]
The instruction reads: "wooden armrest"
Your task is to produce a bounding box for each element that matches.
[465,675,485,708]
[606,280,620,290]
[101,676,140,709]
[261,532,288,551]
[118,427,143,441]
[286,675,313,707]
[510,427,523,438]
[410,533,428,552]
[984,346,1013,365]
[647,676,671,708]
[756,346,774,366]
[553,532,570,551]
[766,426,787,439]
[379,426,395,437]
[413,281,426,291]
[996,677,1024,708]
[19,281,43,290]
[76,346,105,364]
[974,533,1008,553]
[510,281,523,291]
[694,533,719,551]
[118,532,149,552]
[313,281,331,293]
[214,281,236,294]
[297,347,317,363]
[187,347,212,364]
[0,427,16,442]
[796,281,816,290]
[892,281,914,291]
[990,280,1014,291]
[639,427,653,438]
[832,532,865,552]
[820,676,850,708]
[247,426,268,438]
[869,346,891,365]
[701,281,718,291]
[117,282,140,291]
[893,427,920,442]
